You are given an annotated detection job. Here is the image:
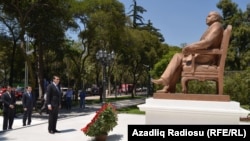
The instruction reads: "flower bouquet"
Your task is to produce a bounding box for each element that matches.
[81,103,118,138]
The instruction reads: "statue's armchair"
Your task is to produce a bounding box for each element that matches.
[181,25,232,95]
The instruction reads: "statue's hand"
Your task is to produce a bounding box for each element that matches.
[182,45,195,55]
[182,46,190,55]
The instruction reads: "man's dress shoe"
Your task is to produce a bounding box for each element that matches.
[49,131,55,134]
[54,130,61,133]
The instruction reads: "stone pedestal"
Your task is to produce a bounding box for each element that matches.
[138,94,249,124]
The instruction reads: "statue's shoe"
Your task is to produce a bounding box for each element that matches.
[156,86,169,93]
[151,78,167,85]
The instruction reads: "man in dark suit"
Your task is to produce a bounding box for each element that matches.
[22,86,34,126]
[46,75,61,134]
[2,85,16,131]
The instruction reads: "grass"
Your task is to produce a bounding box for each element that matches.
[117,105,145,115]
[241,105,250,110]
[82,95,146,115]
[85,95,146,115]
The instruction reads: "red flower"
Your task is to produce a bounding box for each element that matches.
[81,103,118,137]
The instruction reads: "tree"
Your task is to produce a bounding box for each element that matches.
[0,0,77,99]
[117,27,166,97]
[127,0,164,42]
[140,20,165,42]
[74,0,126,100]
[0,0,34,85]
[26,0,76,97]
[217,0,250,70]
[127,0,147,28]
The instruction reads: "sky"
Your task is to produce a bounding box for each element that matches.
[67,0,249,47]
[118,0,249,46]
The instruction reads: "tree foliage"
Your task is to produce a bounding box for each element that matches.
[224,68,250,105]
[217,0,250,70]
[0,0,249,105]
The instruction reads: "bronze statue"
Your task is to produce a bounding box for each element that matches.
[152,11,224,93]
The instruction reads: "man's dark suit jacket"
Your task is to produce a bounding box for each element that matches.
[46,84,61,108]
[2,91,16,112]
[22,92,34,109]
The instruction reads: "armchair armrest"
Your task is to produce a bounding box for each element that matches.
[186,49,222,55]
[183,49,221,73]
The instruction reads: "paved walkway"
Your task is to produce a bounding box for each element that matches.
[0,97,146,141]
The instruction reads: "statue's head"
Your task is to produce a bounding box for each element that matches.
[206,11,223,25]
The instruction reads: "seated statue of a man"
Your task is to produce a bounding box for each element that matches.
[152,11,224,93]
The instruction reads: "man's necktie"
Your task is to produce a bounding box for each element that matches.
[56,86,60,92]
[8,92,11,98]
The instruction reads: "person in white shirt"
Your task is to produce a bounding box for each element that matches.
[65,88,73,110]
[39,92,47,115]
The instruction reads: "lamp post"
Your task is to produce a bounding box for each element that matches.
[96,50,115,104]
[25,36,34,88]
[143,64,151,97]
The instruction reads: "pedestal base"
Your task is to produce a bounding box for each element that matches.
[138,96,249,124]
[153,93,230,101]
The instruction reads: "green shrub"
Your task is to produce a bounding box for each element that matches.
[224,68,250,105]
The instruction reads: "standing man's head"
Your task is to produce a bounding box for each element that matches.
[26,86,32,93]
[206,11,222,26]
[53,75,60,85]
[6,85,12,92]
